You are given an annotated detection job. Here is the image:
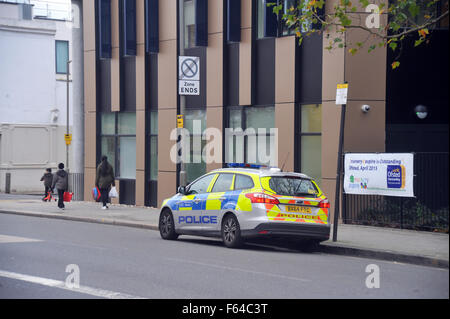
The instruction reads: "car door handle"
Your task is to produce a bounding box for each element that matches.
[219,197,227,201]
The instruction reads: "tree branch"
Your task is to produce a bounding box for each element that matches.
[300,7,449,41]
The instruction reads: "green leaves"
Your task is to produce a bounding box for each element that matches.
[359,0,369,7]
[414,38,424,47]
[368,44,376,53]
[389,41,398,51]
[408,2,420,18]
[273,0,448,70]
[348,48,358,55]
[391,61,400,70]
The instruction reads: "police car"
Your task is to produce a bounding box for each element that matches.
[159,164,331,248]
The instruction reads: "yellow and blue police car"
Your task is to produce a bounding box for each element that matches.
[159,164,331,248]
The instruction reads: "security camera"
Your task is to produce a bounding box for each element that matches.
[50,109,59,123]
[414,105,428,120]
[361,105,371,113]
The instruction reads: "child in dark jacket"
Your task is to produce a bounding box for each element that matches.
[52,163,68,210]
[40,168,53,201]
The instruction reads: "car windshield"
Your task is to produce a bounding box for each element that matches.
[261,176,319,197]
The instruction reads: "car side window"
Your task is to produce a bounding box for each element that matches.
[188,174,216,194]
[211,174,234,193]
[234,174,254,190]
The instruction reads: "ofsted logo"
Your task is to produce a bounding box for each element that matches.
[387,165,405,189]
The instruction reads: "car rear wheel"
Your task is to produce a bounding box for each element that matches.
[296,239,321,251]
[221,214,243,248]
[159,209,179,240]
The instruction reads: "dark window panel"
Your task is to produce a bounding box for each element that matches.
[195,0,208,46]
[264,0,277,37]
[98,0,112,59]
[311,4,324,30]
[145,0,159,53]
[123,0,136,56]
[254,38,275,106]
[227,0,241,42]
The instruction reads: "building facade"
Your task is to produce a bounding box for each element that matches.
[81,0,449,219]
[0,0,76,193]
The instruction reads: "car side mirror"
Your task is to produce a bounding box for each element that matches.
[178,186,186,195]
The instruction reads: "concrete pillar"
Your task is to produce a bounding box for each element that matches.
[71,0,85,200]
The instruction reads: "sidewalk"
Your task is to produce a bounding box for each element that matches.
[0,197,448,269]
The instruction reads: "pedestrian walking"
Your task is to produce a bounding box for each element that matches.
[95,156,115,210]
[52,163,68,210]
[40,168,53,201]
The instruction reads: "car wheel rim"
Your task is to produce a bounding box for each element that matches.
[224,218,237,243]
[161,213,172,235]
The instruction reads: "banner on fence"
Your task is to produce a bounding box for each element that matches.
[344,153,414,197]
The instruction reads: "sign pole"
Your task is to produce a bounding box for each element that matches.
[333,82,348,242]
[178,0,186,187]
[66,60,72,173]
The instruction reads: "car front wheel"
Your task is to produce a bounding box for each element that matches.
[159,209,179,240]
[221,214,243,248]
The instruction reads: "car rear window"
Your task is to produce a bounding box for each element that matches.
[261,176,319,197]
[211,173,234,193]
[234,174,254,190]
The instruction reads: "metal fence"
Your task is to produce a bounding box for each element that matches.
[343,152,449,232]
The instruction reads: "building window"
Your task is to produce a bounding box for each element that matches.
[100,112,136,179]
[281,0,297,36]
[226,106,276,165]
[195,0,208,46]
[184,108,207,184]
[97,0,112,59]
[257,0,320,38]
[55,40,69,74]
[122,0,137,56]
[184,0,196,48]
[182,0,208,48]
[145,0,159,53]
[297,104,322,184]
[257,0,278,38]
[118,112,136,178]
[149,110,158,181]
[146,108,158,207]
[226,0,241,42]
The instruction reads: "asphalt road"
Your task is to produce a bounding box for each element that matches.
[0,213,448,299]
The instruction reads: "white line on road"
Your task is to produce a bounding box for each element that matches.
[0,270,145,299]
[0,234,43,244]
[166,257,311,283]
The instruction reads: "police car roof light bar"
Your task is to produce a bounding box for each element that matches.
[227,163,275,169]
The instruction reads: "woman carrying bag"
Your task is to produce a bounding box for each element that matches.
[95,156,116,210]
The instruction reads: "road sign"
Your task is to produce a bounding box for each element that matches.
[64,134,72,145]
[179,56,200,95]
[336,83,348,105]
[179,80,200,95]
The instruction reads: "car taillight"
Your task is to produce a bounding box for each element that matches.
[245,193,280,205]
[319,199,330,208]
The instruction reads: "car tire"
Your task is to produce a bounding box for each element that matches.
[159,209,179,240]
[221,214,243,248]
[297,239,321,251]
